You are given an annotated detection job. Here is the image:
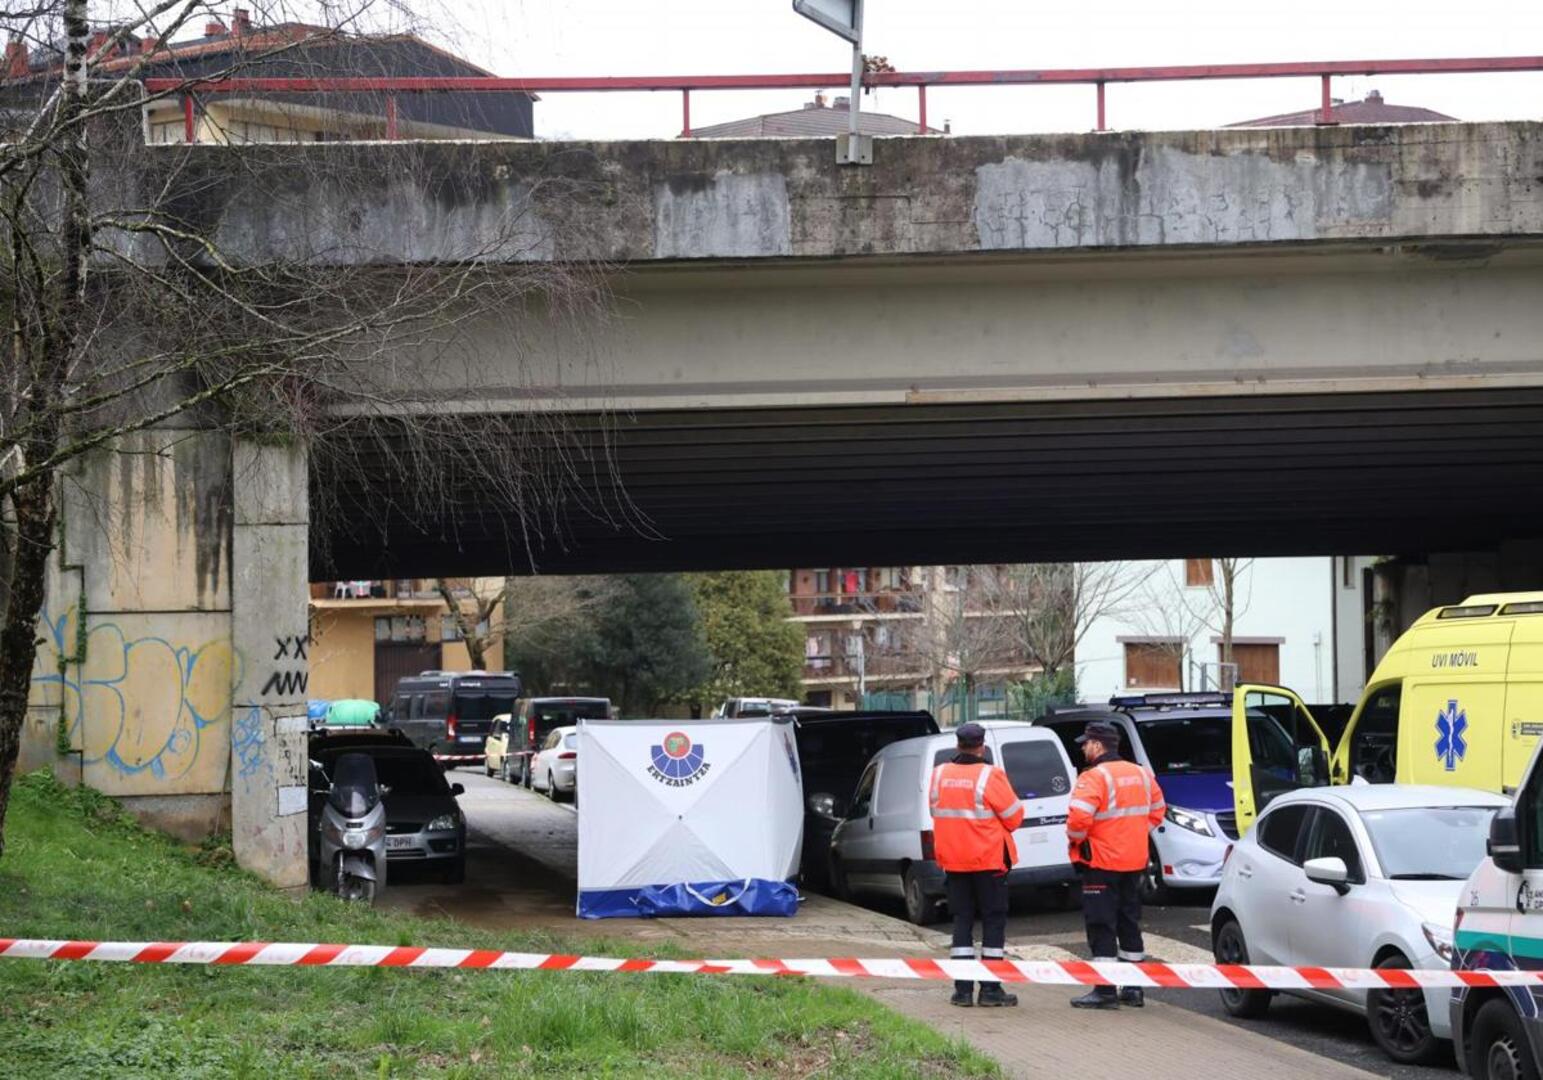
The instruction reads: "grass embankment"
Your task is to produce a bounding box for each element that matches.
[0,772,997,1078]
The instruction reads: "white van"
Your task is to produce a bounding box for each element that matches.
[828,721,1077,924]
[1452,736,1543,1080]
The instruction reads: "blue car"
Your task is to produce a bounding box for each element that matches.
[1039,693,1240,902]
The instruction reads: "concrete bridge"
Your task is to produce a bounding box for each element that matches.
[23,120,1543,882]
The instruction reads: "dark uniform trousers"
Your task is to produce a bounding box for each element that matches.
[1080,866,1145,961]
[946,870,1009,993]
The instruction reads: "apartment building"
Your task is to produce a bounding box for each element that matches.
[308,578,507,704]
[786,566,1039,719]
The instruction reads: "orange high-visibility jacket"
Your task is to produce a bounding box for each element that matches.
[928,760,1025,873]
[1066,757,1166,872]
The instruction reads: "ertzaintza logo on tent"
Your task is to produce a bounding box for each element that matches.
[648,731,711,787]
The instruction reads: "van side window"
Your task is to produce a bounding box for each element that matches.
[408,695,425,721]
[1350,683,1400,783]
[848,764,878,820]
[877,756,917,816]
[1257,803,1310,864]
[423,690,450,719]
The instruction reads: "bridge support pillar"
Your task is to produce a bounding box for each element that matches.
[229,440,310,890]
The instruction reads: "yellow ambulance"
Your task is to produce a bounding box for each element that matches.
[1229,592,1543,833]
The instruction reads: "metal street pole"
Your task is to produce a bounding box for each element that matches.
[848,0,863,146]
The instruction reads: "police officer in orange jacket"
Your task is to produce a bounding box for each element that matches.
[928,722,1025,1008]
[1066,719,1166,1010]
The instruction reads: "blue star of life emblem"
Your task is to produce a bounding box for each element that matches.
[1435,699,1468,772]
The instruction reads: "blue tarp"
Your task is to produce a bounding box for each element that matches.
[578,878,799,919]
[307,700,331,722]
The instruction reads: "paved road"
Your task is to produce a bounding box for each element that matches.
[383,770,1458,1080]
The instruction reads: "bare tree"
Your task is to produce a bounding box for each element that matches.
[434,577,506,672]
[985,562,1156,685]
[890,567,1021,719]
[0,2,618,852]
[1168,558,1256,688]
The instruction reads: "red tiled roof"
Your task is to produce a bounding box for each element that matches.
[688,97,937,138]
[1227,90,1455,127]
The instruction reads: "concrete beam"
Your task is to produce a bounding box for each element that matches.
[151,122,1543,267]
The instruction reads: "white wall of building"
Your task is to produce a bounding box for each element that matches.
[1077,558,1359,706]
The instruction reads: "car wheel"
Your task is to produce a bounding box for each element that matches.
[547,772,559,802]
[521,758,532,789]
[499,757,511,784]
[442,855,466,886]
[1368,953,1439,1065]
[1472,999,1539,1080]
[1214,920,1273,1018]
[902,865,942,925]
[1139,845,1172,905]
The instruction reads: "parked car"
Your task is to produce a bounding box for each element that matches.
[484,715,516,781]
[1210,784,1508,1065]
[509,697,612,786]
[1039,694,1239,902]
[530,726,579,801]
[794,710,940,895]
[379,670,522,763]
[1453,736,1543,1080]
[308,742,468,884]
[830,721,1078,924]
[712,697,799,718]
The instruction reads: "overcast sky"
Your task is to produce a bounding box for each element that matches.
[435,0,1543,140]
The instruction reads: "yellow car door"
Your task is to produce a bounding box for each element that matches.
[1506,608,1543,791]
[1230,684,1332,834]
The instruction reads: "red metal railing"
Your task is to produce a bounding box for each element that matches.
[143,55,1543,142]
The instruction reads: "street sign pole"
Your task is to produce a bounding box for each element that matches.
[792,0,871,164]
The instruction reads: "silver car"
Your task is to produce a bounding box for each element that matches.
[531,726,578,801]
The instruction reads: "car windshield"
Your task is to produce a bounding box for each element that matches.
[363,753,450,796]
[1359,806,1499,880]
[1134,715,1231,774]
[536,702,609,724]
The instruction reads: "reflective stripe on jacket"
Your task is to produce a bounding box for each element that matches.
[1065,757,1166,872]
[928,760,1025,873]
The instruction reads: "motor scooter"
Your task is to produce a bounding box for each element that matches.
[317,752,387,903]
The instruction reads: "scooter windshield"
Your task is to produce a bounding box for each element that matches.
[327,752,381,818]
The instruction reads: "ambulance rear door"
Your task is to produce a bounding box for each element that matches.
[1505,602,1543,791]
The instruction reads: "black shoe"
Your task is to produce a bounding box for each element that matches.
[950,988,975,1008]
[1119,987,1145,1008]
[977,987,1019,1007]
[1070,989,1120,1010]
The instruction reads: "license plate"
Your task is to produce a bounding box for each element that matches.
[385,836,414,850]
[1028,832,1049,844]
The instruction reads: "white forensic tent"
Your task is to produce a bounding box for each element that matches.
[577,717,804,918]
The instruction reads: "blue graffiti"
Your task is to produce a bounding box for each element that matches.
[1436,699,1469,772]
[231,707,266,779]
[30,607,240,783]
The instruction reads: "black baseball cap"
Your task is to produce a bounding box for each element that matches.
[955,722,986,748]
[1075,720,1121,746]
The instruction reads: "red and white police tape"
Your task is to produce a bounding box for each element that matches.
[431,755,485,765]
[2,938,1540,991]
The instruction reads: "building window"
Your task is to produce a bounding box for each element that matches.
[376,615,426,643]
[1342,557,1355,589]
[1185,559,1215,588]
[814,569,831,595]
[1124,641,1181,689]
[442,617,490,642]
[1228,642,1281,685]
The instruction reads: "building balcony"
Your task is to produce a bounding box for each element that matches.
[788,590,925,617]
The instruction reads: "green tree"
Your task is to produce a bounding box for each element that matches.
[688,571,806,709]
[569,574,710,715]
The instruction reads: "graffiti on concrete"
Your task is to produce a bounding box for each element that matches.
[231,706,266,780]
[30,606,239,787]
[262,634,310,697]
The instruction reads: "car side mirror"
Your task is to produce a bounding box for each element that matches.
[1489,807,1523,874]
[1297,746,1329,787]
[1304,856,1351,895]
[451,783,465,797]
